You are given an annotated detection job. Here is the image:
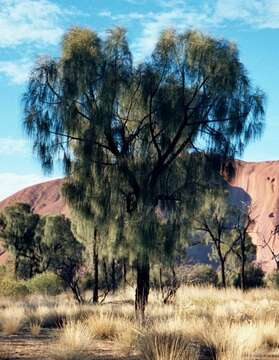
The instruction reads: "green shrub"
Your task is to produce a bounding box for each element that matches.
[265,270,279,288]
[27,272,64,295]
[185,264,218,286]
[0,277,30,298]
[233,265,265,289]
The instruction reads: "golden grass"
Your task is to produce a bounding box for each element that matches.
[30,320,41,336]
[86,310,138,352]
[86,311,126,339]
[0,306,25,335]
[1,286,279,359]
[49,319,93,360]
[137,331,200,360]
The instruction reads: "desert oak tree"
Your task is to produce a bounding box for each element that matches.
[23,27,265,315]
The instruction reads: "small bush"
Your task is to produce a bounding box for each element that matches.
[233,265,265,289]
[49,320,93,360]
[266,271,279,289]
[27,272,64,296]
[0,277,30,298]
[185,264,218,286]
[0,306,26,335]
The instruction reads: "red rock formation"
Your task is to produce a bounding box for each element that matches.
[1,160,279,271]
[0,178,69,216]
[0,179,69,266]
[230,160,279,272]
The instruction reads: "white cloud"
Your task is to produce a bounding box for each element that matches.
[0,0,65,48]
[0,59,32,84]
[128,0,279,60]
[214,0,279,28]
[0,138,28,155]
[0,173,54,200]
[99,10,147,21]
[132,8,210,60]
[99,10,112,17]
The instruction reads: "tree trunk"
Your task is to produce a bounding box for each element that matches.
[159,267,164,298]
[111,258,116,293]
[135,258,150,320]
[92,229,99,304]
[15,254,19,279]
[122,258,127,289]
[240,240,246,291]
[70,282,83,304]
[240,258,245,290]
[103,258,110,292]
[220,259,226,288]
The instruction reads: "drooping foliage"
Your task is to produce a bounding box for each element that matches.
[23,27,265,310]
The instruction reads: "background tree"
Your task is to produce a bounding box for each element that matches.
[38,215,85,302]
[0,203,40,279]
[23,27,265,315]
[195,191,240,287]
[261,225,279,271]
[231,206,256,290]
[0,205,85,301]
[70,217,101,303]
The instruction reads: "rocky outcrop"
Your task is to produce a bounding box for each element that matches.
[0,178,68,216]
[230,161,279,272]
[0,179,69,266]
[1,160,279,271]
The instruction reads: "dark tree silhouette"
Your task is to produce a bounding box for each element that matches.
[23,27,265,316]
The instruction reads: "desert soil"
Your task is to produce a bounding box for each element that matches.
[0,329,140,360]
[2,329,279,360]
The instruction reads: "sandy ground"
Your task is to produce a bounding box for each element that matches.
[2,329,279,359]
[0,329,140,360]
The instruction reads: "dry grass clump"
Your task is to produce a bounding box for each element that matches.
[0,306,26,335]
[86,311,136,345]
[29,319,41,336]
[86,312,121,340]
[49,319,93,360]
[229,320,279,355]
[35,305,67,328]
[152,313,279,359]
[35,303,91,329]
[137,331,200,360]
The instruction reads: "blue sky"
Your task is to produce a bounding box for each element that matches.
[0,0,279,200]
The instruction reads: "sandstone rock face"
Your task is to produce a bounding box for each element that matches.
[230,161,279,272]
[1,161,279,271]
[0,179,69,266]
[0,179,68,216]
